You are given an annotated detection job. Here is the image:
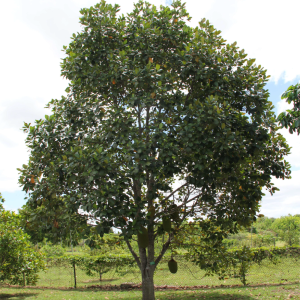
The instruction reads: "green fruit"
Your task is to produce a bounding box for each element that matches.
[137,227,149,248]
[163,217,171,232]
[148,206,155,218]
[168,258,178,274]
[169,204,180,222]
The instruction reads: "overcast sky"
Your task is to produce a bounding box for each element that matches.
[1,0,299,217]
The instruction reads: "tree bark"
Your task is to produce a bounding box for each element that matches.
[141,269,155,300]
[139,220,157,300]
[139,246,156,300]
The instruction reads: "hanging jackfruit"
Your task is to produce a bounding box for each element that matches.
[148,206,155,218]
[163,217,171,232]
[137,227,149,248]
[168,258,178,274]
[169,204,180,223]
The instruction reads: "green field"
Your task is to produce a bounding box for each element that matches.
[32,256,299,289]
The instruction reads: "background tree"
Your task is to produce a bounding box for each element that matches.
[271,215,300,246]
[0,193,4,211]
[255,216,276,231]
[277,83,300,134]
[0,193,45,286]
[18,1,291,299]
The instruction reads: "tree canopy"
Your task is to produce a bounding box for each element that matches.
[271,215,300,246]
[277,83,300,134]
[18,1,291,299]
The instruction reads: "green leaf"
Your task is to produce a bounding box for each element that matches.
[156,64,160,71]
[247,58,256,66]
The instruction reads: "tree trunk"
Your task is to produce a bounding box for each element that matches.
[139,226,156,300]
[125,226,171,300]
[141,268,155,300]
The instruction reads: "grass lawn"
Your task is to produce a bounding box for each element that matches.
[1,283,300,299]
[35,256,300,288]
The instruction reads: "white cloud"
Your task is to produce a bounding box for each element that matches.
[260,170,300,218]
[187,0,239,32]
[184,0,300,84]
[0,130,29,192]
[0,0,299,217]
[277,98,293,116]
[278,128,300,170]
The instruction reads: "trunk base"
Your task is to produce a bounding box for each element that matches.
[142,272,155,300]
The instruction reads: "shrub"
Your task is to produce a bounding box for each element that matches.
[0,202,46,285]
[41,244,66,258]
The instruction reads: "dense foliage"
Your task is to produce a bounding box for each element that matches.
[18,1,291,299]
[277,83,300,134]
[18,196,91,245]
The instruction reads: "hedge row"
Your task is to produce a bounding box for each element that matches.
[188,246,300,285]
[42,246,300,287]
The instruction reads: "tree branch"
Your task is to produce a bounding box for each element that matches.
[155,233,172,267]
[125,239,141,269]
[162,182,188,203]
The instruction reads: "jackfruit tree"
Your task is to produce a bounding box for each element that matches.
[277,83,300,134]
[18,1,291,299]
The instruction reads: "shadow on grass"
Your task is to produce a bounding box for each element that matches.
[3,281,298,292]
[0,293,37,299]
[92,290,256,300]
[81,278,119,283]
[2,282,298,300]
[156,291,254,300]
[210,281,300,291]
